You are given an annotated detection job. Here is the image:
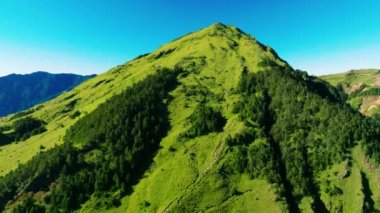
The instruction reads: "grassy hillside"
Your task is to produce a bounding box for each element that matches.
[1,23,380,213]
[320,69,380,116]
[320,69,380,86]
[0,23,279,177]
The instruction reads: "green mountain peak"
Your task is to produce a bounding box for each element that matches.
[0,23,280,176]
[1,24,380,213]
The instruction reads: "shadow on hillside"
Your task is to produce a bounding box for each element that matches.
[361,172,378,213]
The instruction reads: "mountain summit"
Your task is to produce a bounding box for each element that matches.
[0,24,380,212]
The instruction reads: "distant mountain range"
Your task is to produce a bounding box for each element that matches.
[0,71,95,116]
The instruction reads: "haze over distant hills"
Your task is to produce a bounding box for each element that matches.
[0,71,95,117]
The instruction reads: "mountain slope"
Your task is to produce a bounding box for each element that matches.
[0,23,380,213]
[0,23,279,177]
[320,69,380,116]
[0,71,95,117]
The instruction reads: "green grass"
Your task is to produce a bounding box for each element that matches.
[205,177,284,212]
[0,23,287,212]
[0,23,280,177]
[320,69,380,87]
[320,69,380,116]
[298,197,314,213]
[318,160,364,212]
[352,146,380,210]
[348,97,362,109]
[2,23,380,212]
[77,24,287,212]
[315,146,380,212]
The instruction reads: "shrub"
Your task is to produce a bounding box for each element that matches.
[13,117,46,141]
[183,104,226,138]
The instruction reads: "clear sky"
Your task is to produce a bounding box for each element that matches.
[0,0,379,76]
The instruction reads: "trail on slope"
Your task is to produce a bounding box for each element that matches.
[162,119,236,212]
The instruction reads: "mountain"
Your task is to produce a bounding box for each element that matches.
[0,71,95,117]
[320,69,380,117]
[0,23,380,212]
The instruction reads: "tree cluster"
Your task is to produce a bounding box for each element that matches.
[12,117,46,141]
[182,104,226,139]
[0,68,179,212]
[227,61,380,208]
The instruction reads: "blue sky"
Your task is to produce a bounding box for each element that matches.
[0,0,379,76]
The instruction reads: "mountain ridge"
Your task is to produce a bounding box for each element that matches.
[320,69,380,116]
[0,71,95,117]
[0,23,379,212]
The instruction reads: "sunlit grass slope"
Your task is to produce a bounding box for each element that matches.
[0,23,287,212]
[0,23,285,176]
[320,69,380,87]
[1,23,379,213]
[320,69,380,116]
[76,24,285,212]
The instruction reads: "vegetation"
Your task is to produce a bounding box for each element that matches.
[181,104,226,138]
[0,23,380,212]
[13,197,45,213]
[69,110,81,119]
[13,117,46,141]
[0,68,179,212]
[10,108,35,120]
[0,117,46,145]
[223,61,380,211]
[320,69,380,116]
